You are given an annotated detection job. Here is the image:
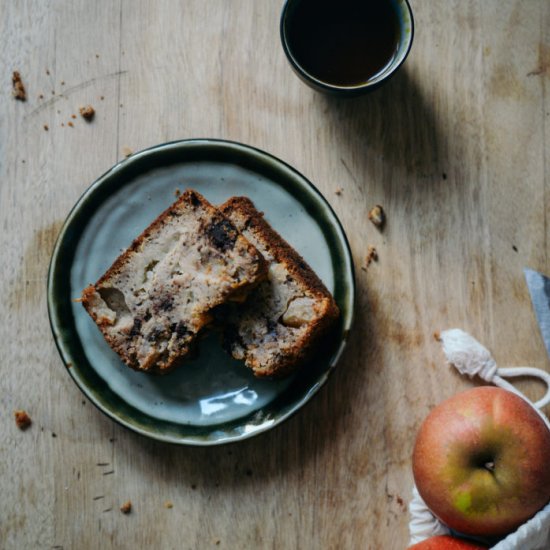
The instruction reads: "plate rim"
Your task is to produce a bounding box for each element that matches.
[47,138,356,446]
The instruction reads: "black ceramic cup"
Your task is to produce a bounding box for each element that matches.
[280,0,414,96]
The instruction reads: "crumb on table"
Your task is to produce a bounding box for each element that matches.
[368,205,385,230]
[122,146,133,157]
[12,71,26,101]
[43,124,49,131]
[164,500,173,509]
[79,105,95,121]
[433,331,441,341]
[14,410,32,430]
[120,500,132,514]
[361,246,378,271]
[335,187,343,196]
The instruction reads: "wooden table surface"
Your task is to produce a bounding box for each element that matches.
[1,1,549,548]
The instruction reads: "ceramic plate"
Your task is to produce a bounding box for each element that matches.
[48,139,355,445]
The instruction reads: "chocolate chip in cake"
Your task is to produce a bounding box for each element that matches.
[206,219,237,251]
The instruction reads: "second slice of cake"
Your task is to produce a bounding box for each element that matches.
[220,197,340,378]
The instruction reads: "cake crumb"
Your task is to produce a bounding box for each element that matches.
[122,146,133,157]
[12,71,27,101]
[46,69,50,75]
[120,500,132,514]
[362,246,378,271]
[39,94,44,99]
[433,331,441,342]
[164,500,173,509]
[67,121,74,128]
[14,410,32,430]
[61,80,65,86]
[79,105,95,121]
[335,187,343,196]
[43,124,49,131]
[368,205,385,230]
[71,114,76,119]
[174,189,181,198]
[100,96,105,101]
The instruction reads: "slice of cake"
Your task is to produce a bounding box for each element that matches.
[219,197,340,378]
[81,190,267,374]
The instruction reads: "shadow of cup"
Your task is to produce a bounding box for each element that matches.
[318,69,447,185]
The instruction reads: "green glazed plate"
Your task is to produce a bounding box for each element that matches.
[47,139,355,445]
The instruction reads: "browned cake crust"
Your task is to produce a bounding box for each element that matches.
[82,190,267,374]
[220,197,340,378]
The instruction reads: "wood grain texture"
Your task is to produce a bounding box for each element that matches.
[1,1,549,548]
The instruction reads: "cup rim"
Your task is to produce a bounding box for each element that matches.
[280,0,415,93]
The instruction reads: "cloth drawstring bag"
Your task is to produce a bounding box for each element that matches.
[409,329,550,550]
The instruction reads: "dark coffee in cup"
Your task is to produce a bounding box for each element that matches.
[280,0,413,95]
[285,0,399,87]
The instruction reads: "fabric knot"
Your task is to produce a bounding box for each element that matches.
[440,329,498,382]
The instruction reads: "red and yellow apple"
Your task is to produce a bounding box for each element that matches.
[412,386,550,537]
[408,535,487,549]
